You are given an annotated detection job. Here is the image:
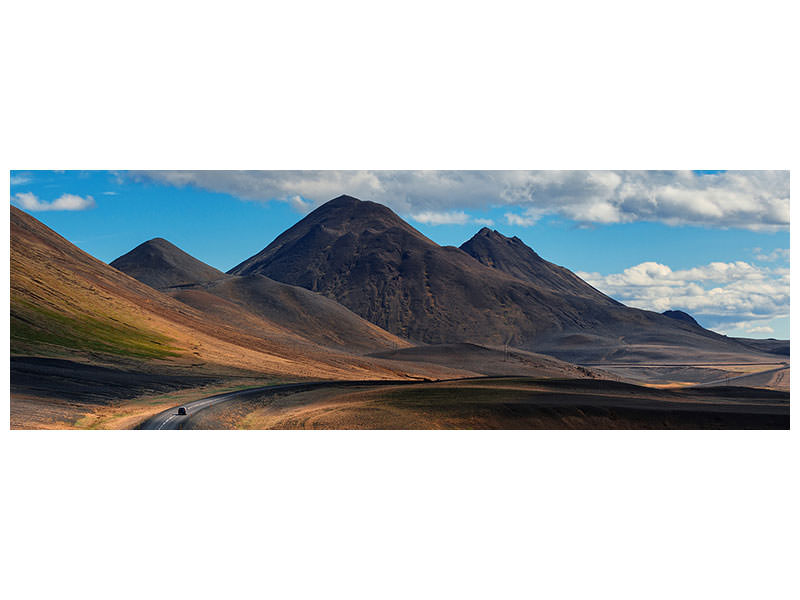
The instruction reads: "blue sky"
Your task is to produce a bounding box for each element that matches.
[10,170,790,339]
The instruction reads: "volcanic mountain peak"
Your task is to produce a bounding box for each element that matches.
[230,195,436,277]
[459,226,617,304]
[470,227,530,250]
[327,194,363,206]
[110,237,226,290]
[307,194,384,224]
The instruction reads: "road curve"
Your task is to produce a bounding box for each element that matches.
[139,380,423,430]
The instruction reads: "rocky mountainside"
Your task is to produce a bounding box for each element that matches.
[460,227,618,304]
[228,195,770,363]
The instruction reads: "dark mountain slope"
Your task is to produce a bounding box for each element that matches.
[228,196,767,364]
[460,228,619,304]
[662,310,701,327]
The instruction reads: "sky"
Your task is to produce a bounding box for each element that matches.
[10,170,790,339]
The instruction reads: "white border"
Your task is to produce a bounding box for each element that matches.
[2,2,796,599]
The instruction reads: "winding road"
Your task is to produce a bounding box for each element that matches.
[139,380,422,430]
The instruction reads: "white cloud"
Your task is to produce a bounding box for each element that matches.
[411,210,470,225]
[10,174,31,185]
[754,247,789,262]
[505,210,540,226]
[11,192,95,212]
[101,191,119,196]
[126,170,790,231]
[473,217,495,227]
[577,260,789,333]
[747,325,774,334]
[289,195,312,213]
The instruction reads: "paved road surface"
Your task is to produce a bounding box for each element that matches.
[139,380,419,430]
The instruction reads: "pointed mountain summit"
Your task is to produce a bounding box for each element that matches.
[231,194,434,279]
[110,237,226,290]
[460,228,619,303]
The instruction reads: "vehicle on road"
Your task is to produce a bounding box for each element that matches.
[177,407,187,415]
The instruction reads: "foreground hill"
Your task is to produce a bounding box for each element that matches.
[112,237,410,354]
[229,195,772,364]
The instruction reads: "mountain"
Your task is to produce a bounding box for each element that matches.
[229,195,773,363]
[110,238,225,289]
[229,195,593,344]
[111,234,408,354]
[662,310,701,327]
[460,227,618,304]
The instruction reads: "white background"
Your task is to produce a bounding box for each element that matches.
[1,1,796,599]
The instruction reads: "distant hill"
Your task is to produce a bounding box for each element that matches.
[111,238,225,289]
[229,195,771,363]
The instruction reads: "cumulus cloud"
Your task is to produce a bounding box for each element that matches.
[505,209,541,226]
[577,260,789,333]
[747,325,775,334]
[411,210,470,225]
[126,170,789,231]
[411,210,497,226]
[12,192,95,212]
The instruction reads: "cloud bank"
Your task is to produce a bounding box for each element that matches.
[12,192,95,212]
[577,260,789,334]
[127,170,789,231]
